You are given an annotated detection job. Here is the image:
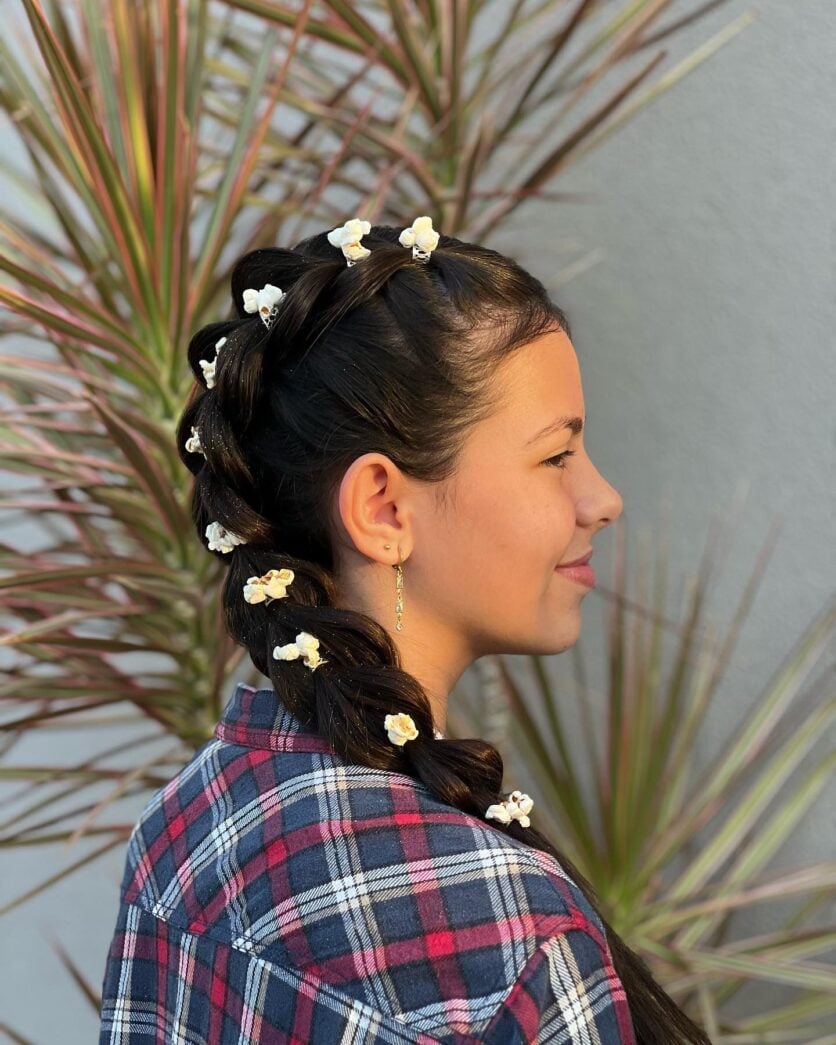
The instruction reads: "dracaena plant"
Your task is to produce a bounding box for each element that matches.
[226,0,753,239]
[0,0,766,1036]
[452,509,836,1042]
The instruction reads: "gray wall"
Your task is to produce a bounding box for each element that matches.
[500,0,836,852]
[491,0,836,1021]
[2,0,834,1039]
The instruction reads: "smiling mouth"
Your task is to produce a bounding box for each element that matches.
[554,559,596,589]
[557,549,593,568]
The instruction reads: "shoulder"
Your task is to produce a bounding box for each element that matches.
[338,763,607,930]
[397,786,602,925]
[124,738,604,944]
[116,741,630,1040]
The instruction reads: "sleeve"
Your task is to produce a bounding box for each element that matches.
[481,927,636,1044]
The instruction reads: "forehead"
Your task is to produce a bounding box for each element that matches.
[487,328,583,430]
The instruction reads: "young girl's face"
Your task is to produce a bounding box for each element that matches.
[408,327,623,660]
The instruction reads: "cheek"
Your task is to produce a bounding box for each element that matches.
[494,477,577,566]
[534,504,576,567]
[530,472,576,541]
[442,468,576,566]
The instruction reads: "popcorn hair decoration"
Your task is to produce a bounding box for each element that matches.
[485,789,534,829]
[243,567,295,605]
[273,631,328,671]
[185,425,204,456]
[205,520,247,553]
[327,218,371,267]
[200,335,227,389]
[384,712,419,747]
[398,216,439,261]
[242,283,285,331]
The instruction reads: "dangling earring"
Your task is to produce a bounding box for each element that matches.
[383,543,404,631]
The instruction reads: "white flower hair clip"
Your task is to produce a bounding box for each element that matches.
[200,335,227,389]
[243,567,295,604]
[185,425,204,456]
[205,520,247,553]
[242,283,285,331]
[327,218,372,267]
[273,630,328,671]
[485,789,534,829]
[399,216,439,262]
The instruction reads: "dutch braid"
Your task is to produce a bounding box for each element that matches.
[175,223,710,1044]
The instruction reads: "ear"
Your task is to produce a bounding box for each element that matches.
[335,453,412,561]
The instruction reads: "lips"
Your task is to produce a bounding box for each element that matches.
[558,549,593,567]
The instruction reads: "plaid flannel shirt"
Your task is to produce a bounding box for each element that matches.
[99,681,635,1043]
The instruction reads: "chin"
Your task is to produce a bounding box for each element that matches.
[550,618,583,652]
[530,627,581,656]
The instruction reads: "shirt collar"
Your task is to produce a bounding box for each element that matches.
[213,680,342,755]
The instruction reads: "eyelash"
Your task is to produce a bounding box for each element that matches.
[543,450,576,470]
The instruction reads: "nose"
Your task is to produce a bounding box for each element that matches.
[576,458,623,529]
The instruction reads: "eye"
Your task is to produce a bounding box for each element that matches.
[543,450,576,470]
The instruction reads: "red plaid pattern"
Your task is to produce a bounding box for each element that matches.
[99,681,635,1042]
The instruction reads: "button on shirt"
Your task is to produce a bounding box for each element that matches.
[99,681,636,1043]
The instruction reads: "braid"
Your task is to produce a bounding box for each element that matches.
[175,220,712,1044]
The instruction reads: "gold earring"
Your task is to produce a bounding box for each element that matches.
[395,551,404,631]
[382,544,404,630]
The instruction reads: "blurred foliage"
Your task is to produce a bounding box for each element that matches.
[459,508,836,1039]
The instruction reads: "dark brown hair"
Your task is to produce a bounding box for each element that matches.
[176,224,710,1043]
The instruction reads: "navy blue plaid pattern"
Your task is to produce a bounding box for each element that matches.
[99,681,635,1042]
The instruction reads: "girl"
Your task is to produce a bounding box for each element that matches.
[99,218,709,1043]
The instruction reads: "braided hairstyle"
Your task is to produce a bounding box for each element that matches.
[176,224,710,1044]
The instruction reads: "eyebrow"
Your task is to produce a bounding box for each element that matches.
[525,415,585,446]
